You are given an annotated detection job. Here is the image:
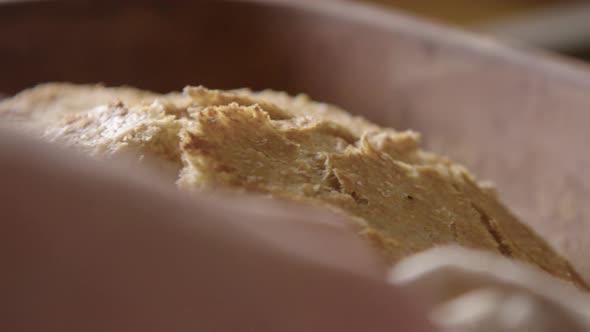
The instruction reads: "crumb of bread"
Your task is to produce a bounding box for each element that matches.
[2,83,586,290]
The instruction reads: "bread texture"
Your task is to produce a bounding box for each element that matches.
[1,83,586,289]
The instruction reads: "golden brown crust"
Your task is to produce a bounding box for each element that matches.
[2,83,586,289]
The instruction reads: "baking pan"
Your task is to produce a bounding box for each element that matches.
[1,0,589,281]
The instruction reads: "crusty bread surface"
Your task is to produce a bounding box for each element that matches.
[1,83,586,289]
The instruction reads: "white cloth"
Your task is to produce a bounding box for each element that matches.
[389,246,590,332]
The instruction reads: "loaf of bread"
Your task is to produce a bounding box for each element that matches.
[1,83,586,289]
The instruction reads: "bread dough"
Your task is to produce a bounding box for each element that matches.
[1,83,586,289]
